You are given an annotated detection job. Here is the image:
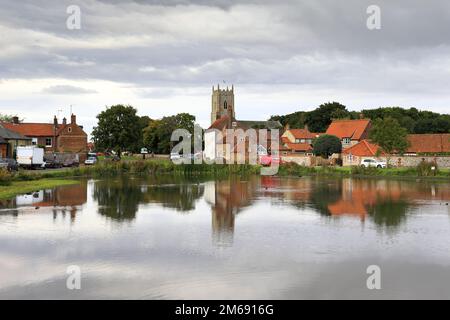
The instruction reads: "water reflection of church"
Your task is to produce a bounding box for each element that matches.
[204,179,255,247]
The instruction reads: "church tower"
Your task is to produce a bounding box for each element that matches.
[211,84,235,124]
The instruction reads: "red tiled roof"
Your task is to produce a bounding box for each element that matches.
[284,142,313,152]
[208,115,230,130]
[326,119,371,140]
[2,122,56,137]
[287,129,318,140]
[342,140,384,156]
[407,134,450,154]
[281,136,290,144]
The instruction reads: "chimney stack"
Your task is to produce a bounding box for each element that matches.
[54,115,58,126]
[71,114,76,124]
[63,117,67,125]
[12,116,19,124]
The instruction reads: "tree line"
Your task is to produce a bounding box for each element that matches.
[270,102,450,134]
[91,105,196,155]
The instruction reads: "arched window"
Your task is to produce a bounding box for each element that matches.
[224,101,227,109]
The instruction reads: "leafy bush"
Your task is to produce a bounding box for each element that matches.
[417,161,438,177]
[0,169,12,186]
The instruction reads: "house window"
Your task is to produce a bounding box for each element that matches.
[31,138,38,145]
[45,138,52,147]
[343,138,351,144]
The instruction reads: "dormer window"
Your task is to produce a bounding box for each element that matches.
[343,138,351,144]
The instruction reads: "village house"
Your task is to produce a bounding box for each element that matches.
[2,114,88,159]
[0,124,31,158]
[281,126,322,155]
[326,119,371,148]
[342,134,450,167]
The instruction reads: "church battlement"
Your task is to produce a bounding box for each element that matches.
[211,84,235,124]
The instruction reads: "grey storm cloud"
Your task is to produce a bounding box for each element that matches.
[1,0,450,96]
[41,85,98,94]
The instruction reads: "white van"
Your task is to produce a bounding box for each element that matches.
[16,146,45,169]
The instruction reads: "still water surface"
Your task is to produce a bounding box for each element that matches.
[1,176,450,299]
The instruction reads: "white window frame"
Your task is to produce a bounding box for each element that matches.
[45,138,52,147]
[31,137,38,145]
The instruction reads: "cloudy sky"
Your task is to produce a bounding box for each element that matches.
[1,0,450,135]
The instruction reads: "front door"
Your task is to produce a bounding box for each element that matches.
[0,144,7,158]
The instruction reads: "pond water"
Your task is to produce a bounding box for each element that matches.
[1,175,450,299]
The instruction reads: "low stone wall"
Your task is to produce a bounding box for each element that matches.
[384,156,450,168]
[343,154,450,168]
[281,155,312,166]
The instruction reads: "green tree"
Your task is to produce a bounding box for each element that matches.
[92,105,142,156]
[143,113,196,154]
[0,114,19,122]
[313,134,342,158]
[305,102,350,132]
[369,117,409,161]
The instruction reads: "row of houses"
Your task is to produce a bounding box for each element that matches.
[206,87,450,167]
[0,114,88,159]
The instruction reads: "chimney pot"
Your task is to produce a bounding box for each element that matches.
[71,114,76,124]
[12,116,19,124]
[63,117,67,125]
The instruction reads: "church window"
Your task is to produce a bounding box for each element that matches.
[224,101,227,109]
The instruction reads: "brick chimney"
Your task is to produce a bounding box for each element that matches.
[12,116,19,124]
[71,114,76,124]
[53,115,58,126]
[63,117,67,125]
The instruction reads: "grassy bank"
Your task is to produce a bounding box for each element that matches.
[0,179,80,200]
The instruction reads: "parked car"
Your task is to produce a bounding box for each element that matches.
[84,157,98,165]
[170,153,182,161]
[0,158,19,172]
[361,158,387,168]
[260,155,280,166]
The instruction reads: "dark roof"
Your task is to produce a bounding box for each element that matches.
[208,116,282,131]
[236,120,282,130]
[0,124,31,140]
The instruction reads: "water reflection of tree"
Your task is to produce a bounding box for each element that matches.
[307,179,342,216]
[93,176,205,221]
[143,183,204,212]
[94,178,142,221]
[367,198,410,229]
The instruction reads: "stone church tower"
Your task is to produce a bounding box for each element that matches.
[211,84,235,124]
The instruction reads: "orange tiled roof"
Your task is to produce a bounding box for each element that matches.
[342,139,383,156]
[407,134,450,154]
[326,119,371,140]
[287,128,318,140]
[284,142,313,152]
[208,115,230,130]
[2,122,57,137]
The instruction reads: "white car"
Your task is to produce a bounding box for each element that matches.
[84,157,97,165]
[170,153,181,161]
[361,158,387,168]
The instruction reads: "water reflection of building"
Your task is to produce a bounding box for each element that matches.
[10,182,87,222]
[205,179,257,247]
